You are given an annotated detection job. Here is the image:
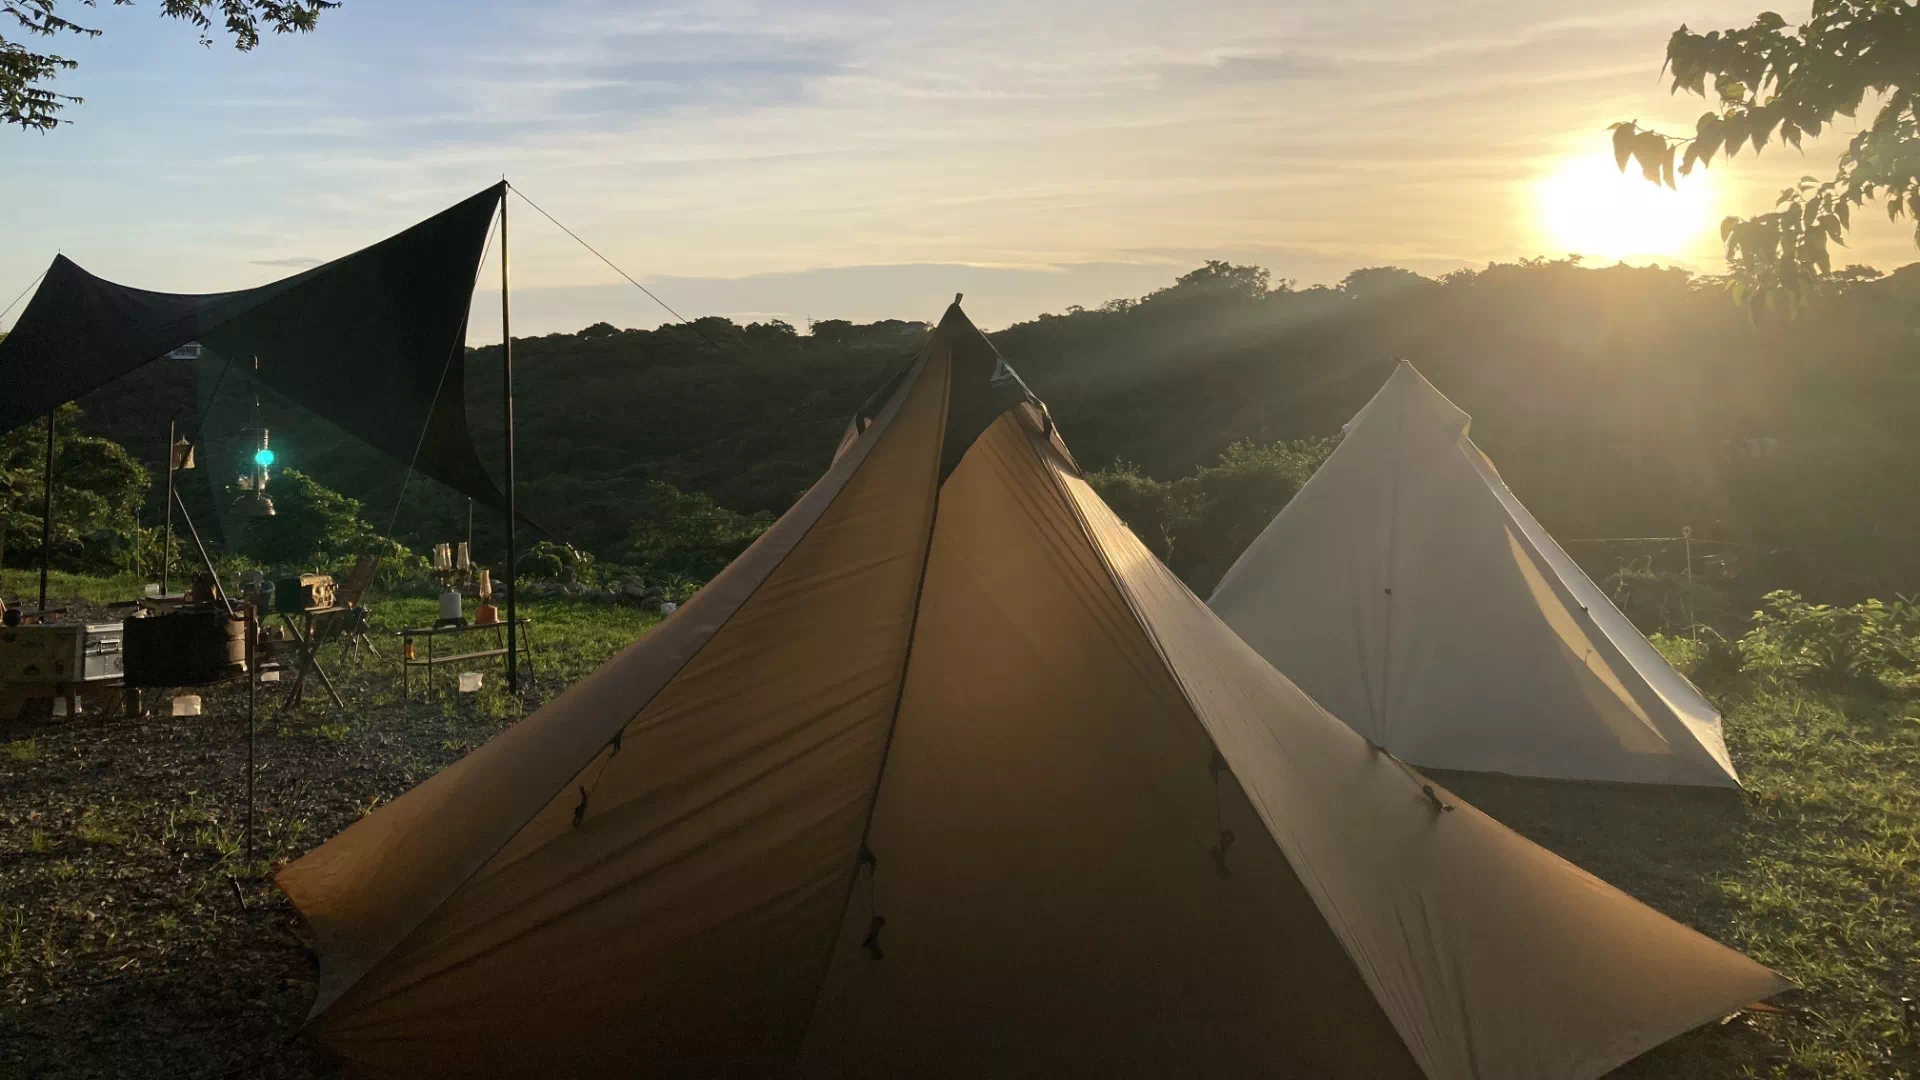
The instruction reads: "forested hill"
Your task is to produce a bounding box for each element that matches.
[67,256,1920,601]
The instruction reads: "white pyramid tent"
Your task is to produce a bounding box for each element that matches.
[280,312,1778,1078]
[1210,361,1740,788]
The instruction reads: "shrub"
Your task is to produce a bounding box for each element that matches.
[1603,563,1732,634]
[1086,462,1180,562]
[619,482,771,582]
[1168,437,1337,591]
[1736,590,1920,690]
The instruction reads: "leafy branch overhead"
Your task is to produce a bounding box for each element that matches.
[2,0,337,131]
[1614,2,1920,309]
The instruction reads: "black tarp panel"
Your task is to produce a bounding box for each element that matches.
[0,183,508,510]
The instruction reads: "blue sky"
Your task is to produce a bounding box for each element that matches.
[5,1,1913,339]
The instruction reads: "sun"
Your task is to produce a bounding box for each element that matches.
[1535,151,1720,262]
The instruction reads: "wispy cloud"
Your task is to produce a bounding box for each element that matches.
[4,0,1914,342]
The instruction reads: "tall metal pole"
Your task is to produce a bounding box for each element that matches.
[500,187,519,693]
[162,418,177,594]
[245,605,257,864]
[37,408,55,612]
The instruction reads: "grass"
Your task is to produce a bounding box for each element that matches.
[1436,673,1920,1078]
[1,574,1915,1076]
[0,568,148,606]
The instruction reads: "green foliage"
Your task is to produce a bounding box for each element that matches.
[1169,438,1336,591]
[224,468,420,579]
[618,481,771,582]
[520,539,589,583]
[1603,564,1732,634]
[1737,590,1920,690]
[1088,436,1337,592]
[1085,462,1180,562]
[3,0,337,130]
[0,403,151,577]
[1615,2,1920,306]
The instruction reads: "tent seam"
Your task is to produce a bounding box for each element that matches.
[792,345,954,1062]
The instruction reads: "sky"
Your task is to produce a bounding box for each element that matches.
[5,0,1916,340]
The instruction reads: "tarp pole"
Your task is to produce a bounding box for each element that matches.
[501,190,519,694]
[162,418,176,595]
[38,408,54,612]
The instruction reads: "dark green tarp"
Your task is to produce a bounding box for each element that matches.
[0,183,508,510]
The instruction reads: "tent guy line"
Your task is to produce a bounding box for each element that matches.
[507,183,703,333]
[0,269,47,327]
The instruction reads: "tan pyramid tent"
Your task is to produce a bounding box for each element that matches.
[280,308,1781,1078]
[1209,361,1740,789]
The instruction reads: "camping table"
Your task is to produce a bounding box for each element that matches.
[278,606,352,709]
[397,618,536,701]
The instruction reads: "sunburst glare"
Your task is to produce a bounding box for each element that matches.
[1536,151,1721,262]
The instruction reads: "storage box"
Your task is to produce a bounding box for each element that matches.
[0,623,124,684]
[274,574,336,614]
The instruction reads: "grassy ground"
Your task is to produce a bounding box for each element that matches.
[1,573,1916,1077]
[1436,677,1920,1078]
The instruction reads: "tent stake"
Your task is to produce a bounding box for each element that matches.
[38,408,54,612]
[500,187,519,694]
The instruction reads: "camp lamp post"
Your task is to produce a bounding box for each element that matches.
[37,408,54,612]
[162,418,196,594]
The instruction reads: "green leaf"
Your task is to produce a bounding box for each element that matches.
[1782,122,1802,150]
[1680,143,1699,176]
[1719,79,1749,103]
[1662,146,1677,189]
[1754,11,1786,30]
[1826,216,1846,245]
[1836,199,1851,230]
[1721,216,1739,242]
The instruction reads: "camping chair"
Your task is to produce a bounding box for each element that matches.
[337,555,382,657]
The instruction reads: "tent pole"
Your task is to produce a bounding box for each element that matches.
[38,408,55,612]
[500,188,519,694]
[162,418,176,595]
[245,603,257,864]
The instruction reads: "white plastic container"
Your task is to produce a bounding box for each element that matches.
[171,694,202,717]
[660,601,678,614]
[458,671,483,693]
[260,670,281,683]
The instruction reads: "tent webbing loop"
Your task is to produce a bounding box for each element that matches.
[568,730,628,830]
[1208,829,1236,880]
[1207,749,1233,878]
[857,843,885,960]
[860,915,887,961]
